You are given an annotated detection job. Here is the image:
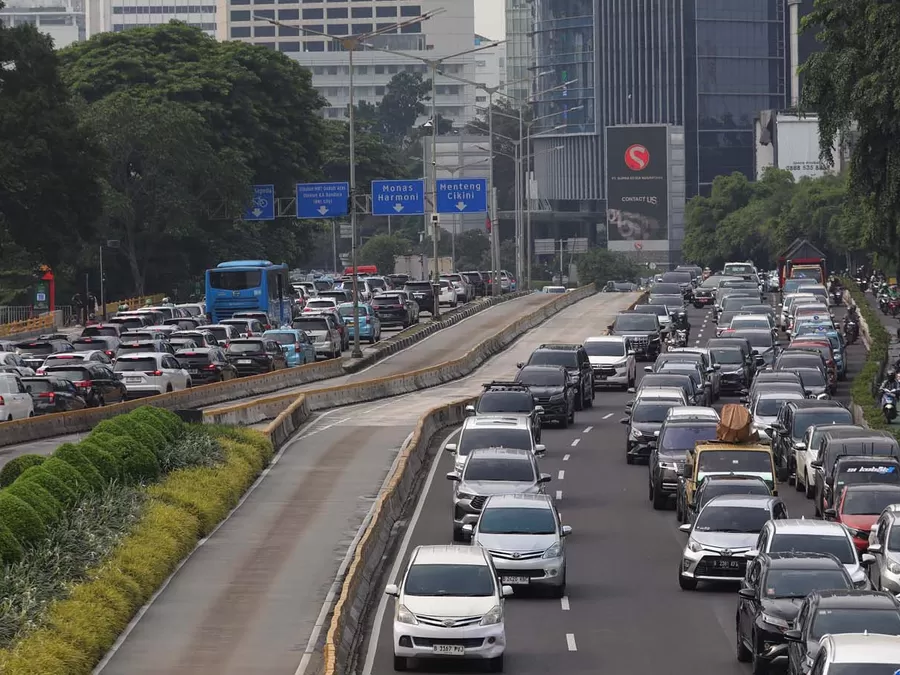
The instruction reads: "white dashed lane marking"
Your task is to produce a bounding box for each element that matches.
[571,438,580,447]
[555,490,563,500]
[558,470,565,480]
[563,454,570,461]
[566,634,578,651]
[602,413,613,420]
[561,596,570,611]
[583,426,593,433]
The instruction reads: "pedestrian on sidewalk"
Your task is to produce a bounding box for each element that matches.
[71,292,85,326]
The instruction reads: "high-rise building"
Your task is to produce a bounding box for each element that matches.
[503,0,531,104]
[223,0,476,125]
[473,33,505,96]
[85,0,220,37]
[1,0,83,46]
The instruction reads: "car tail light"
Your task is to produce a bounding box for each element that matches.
[104,350,115,357]
[145,370,163,376]
[74,380,91,388]
[36,368,45,375]
[295,343,301,350]
[206,364,219,370]
[0,395,5,406]
[39,392,55,401]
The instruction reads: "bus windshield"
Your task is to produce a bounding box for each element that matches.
[208,270,262,290]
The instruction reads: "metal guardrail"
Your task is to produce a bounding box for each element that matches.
[104,293,165,315]
[0,314,54,338]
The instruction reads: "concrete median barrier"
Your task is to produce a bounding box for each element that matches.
[0,291,531,449]
[203,284,604,427]
[321,396,474,675]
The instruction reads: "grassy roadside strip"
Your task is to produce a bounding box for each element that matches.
[0,416,273,674]
[843,277,891,430]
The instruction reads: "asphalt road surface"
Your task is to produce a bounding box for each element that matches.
[0,294,554,468]
[93,291,640,675]
[363,296,867,675]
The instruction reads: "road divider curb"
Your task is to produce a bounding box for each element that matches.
[0,292,530,449]
[203,285,612,428]
[322,396,475,675]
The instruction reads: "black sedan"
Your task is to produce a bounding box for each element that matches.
[225,338,288,376]
[175,347,239,384]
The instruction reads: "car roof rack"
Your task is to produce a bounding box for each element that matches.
[483,381,530,390]
[537,343,578,350]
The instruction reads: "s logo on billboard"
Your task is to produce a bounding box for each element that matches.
[624,144,650,171]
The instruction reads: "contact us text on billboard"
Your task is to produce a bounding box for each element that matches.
[606,126,669,243]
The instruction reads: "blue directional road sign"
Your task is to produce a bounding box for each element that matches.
[243,184,275,221]
[436,178,488,214]
[296,182,349,219]
[372,179,426,216]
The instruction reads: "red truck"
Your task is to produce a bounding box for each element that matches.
[777,238,826,288]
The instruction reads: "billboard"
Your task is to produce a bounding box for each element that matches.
[776,115,829,180]
[606,125,669,243]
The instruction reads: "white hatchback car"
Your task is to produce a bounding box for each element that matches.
[385,545,511,672]
[0,373,34,420]
[113,353,191,398]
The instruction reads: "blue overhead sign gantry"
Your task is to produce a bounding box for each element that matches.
[243,184,276,221]
[371,179,426,216]
[296,182,350,219]
[435,178,488,214]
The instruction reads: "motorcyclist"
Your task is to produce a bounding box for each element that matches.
[671,309,691,344]
[881,369,900,395]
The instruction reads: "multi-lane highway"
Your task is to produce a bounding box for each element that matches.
[362,298,867,675]
[0,293,556,467]
[92,290,639,675]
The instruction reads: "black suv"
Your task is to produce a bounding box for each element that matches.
[607,312,662,361]
[514,365,576,428]
[225,338,288,375]
[467,381,543,443]
[460,271,486,297]
[41,362,126,407]
[403,281,440,314]
[648,418,719,511]
[175,347,239,384]
[770,400,853,482]
[15,339,74,370]
[517,343,594,410]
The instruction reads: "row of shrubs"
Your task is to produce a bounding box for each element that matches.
[0,410,274,673]
[843,278,894,432]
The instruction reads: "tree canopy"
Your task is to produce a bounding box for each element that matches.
[681,169,866,269]
[801,0,900,268]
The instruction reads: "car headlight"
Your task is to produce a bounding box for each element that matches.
[397,604,418,625]
[761,613,790,629]
[456,491,474,501]
[688,539,703,553]
[854,578,869,589]
[550,394,564,402]
[480,605,502,626]
[659,461,678,471]
[888,562,900,575]
[629,428,641,440]
[613,359,628,368]
[543,542,562,559]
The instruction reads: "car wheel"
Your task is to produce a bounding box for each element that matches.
[568,406,575,424]
[585,387,594,408]
[488,655,504,672]
[166,385,173,393]
[676,493,684,522]
[805,474,815,499]
[574,389,584,411]
[626,449,634,465]
[795,472,805,492]
[751,634,769,674]
[678,572,697,591]
[393,655,408,671]
[186,380,192,389]
[28,411,34,417]
[559,414,569,429]
[736,619,751,662]
[652,482,669,510]
[452,526,466,543]
[6,416,11,422]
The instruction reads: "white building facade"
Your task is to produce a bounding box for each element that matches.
[85,0,221,37]
[1,0,83,48]
[473,33,505,99]
[222,0,477,125]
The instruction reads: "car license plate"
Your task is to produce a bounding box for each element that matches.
[712,559,741,569]
[598,374,607,380]
[432,645,465,655]
[238,359,252,365]
[501,576,530,585]
[126,377,140,383]
[188,369,199,375]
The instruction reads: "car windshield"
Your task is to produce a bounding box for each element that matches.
[458,430,532,457]
[478,392,533,414]
[266,332,297,345]
[43,368,89,381]
[478,507,556,535]
[843,489,900,516]
[82,326,118,338]
[114,358,157,372]
[723,264,753,276]
[794,369,827,387]
[635,305,668,316]
[659,365,701,384]
[651,283,681,295]
[292,319,328,332]
[528,351,576,368]
[373,296,402,306]
[632,402,677,423]
[660,425,719,451]
[838,464,900,488]
[23,379,53,393]
[403,563,495,597]
[711,348,744,365]
[338,305,363,318]
[697,450,772,473]
[517,369,564,386]
[17,343,54,355]
[207,327,230,342]
[755,396,801,417]
[583,341,625,357]
[700,482,769,505]
[762,569,850,599]
[731,318,770,330]
[614,315,658,331]
[72,339,110,351]
[736,332,773,349]
[463,457,535,482]
[793,410,852,438]
[227,342,265,354]
[694,506,771,533]
[810,609,900,641]
[769,533,856,564]
[117,344,159,355]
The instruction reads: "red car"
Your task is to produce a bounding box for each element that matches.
[828,484,900,551]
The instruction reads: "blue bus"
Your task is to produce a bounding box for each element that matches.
[205,260,293,326]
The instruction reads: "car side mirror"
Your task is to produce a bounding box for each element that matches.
[793,441,806,450]
[784,629,803,643]
[627,350,636,356]
[465,404,475,416]
[539,473,552,483]
[817,393,830,400]
[643,366,653,373]
[739,397,749,404]
[445,443,458,453]
[869,543,883,554]
[811,459,822,468]
[823,508,836,519]
[446,472,460,481]
[714,364,721,370]
[501,585,514,597]
[561,525,572,537]
[607,324,614,331]
[678,523,691,533]
[534,444,546,457]
[516,362,524,369]
[740,388,749,396]
[743,549,760,559]
[461,523,474,535]
[385,583,399,597]
[862,553,876,566]
[626,387,636,394]
[619,418,630,425]
[738,588,756,600]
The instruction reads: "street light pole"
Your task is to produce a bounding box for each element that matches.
[429,64,440,319]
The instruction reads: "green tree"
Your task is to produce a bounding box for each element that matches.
[82,92,250,293]
[358,234,411,274]
[801,0,900,267]
[0,13,103,269]
[453,230,491,270]
[321,119,405,193]
[377,71,429,144]
[682,172,756,267]
[466,101,529,211]
[576,249,642,287]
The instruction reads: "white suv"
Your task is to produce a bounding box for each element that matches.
[385,545,511,672]
[114,353,191,398]
[0,373,34,421]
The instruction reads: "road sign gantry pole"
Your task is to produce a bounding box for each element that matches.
[255,10,443,357]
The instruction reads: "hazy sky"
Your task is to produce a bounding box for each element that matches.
[475,0,506,40]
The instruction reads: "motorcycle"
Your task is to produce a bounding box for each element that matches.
[882,388,898,423]
[858,277,869,292]
[844,319,859,345]
[831,289,843,305]
[674,328,689,348]
[890,298,900,318]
